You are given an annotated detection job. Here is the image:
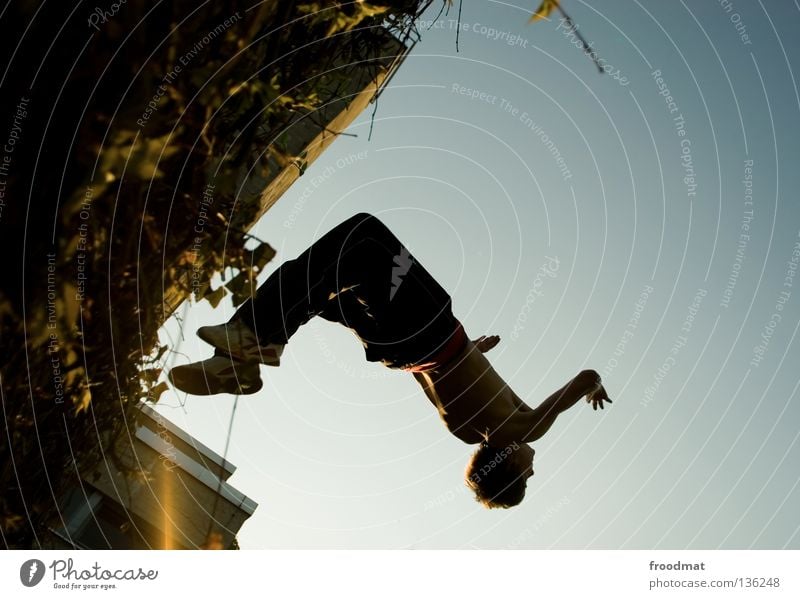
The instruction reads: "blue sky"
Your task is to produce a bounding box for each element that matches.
[157,0,800,548]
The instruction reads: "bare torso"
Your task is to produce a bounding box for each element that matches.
[412,339,532,444]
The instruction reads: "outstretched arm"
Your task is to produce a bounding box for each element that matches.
[490,370,611,445]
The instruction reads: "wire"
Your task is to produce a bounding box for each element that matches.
[204,393,239,545]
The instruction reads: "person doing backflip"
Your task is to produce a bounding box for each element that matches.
[169,212,611,508]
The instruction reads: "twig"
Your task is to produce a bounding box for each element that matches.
[455,0,463,52]
[556,4,604,73]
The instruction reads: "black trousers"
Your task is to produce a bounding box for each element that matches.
[232,212,459,370]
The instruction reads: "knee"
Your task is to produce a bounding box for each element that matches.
[349,212,391,237]
[352,212,379,225]
[333,213,399,252]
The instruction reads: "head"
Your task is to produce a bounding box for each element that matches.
[464,441,535,509]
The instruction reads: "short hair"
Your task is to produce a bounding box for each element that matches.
[464,441,528,509]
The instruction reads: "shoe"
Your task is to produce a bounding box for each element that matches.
[198,320,283,366]
[168,355,263,396]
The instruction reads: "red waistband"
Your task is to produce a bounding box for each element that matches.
[403,322,467,373]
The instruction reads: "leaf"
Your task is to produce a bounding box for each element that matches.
[146,382,170,404]
[193,279,211,301]
[205,286,227,308]
[140,368,162,384]
[60,283,80,329]
[99,132,180,182]
[530,0,560,22]
[74,386,92,415]
[325,3,391,36]
[64,365,86,390]
[2,514,23,531]
[0,296,16,320]
[225,271,252,307]
[247,243,276,272]
[153,344,169,362]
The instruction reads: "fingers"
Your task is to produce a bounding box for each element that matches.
[587,393,612,410]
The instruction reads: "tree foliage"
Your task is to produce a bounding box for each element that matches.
[0,0,431,548]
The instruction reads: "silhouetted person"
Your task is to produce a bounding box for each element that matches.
[169,212,611,508]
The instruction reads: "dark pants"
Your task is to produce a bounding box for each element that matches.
[232,213,459,370]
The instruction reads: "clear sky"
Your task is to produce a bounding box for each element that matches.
[156,0,800,549]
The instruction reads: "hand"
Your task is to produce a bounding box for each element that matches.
[473,334,500,353]
[585,383,612,411]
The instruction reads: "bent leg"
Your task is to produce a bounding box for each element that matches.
[232,213,450,348]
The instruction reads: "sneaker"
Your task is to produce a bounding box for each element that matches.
[197,320,283,366]
[168,355,263,396]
